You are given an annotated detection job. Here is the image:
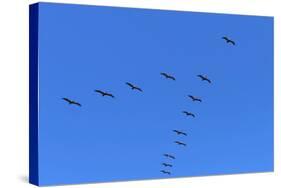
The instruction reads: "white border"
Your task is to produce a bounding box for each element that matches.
[0,0,280,187]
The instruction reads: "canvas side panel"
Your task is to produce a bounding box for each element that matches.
[29,3,39,186]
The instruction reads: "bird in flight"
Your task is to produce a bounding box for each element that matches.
[160,72,176,80]
[162,163,173,167]
[188,95,202,102]
[95,90,114,98]
[222,36,235,45]
[174,141,186,146]
[163,154,176,159]
[173,130,187,136]
[62,98,81,107]
[197,75,211,83]
[160,170,171,175]
[126,82,143,92]
[182,111,195,118]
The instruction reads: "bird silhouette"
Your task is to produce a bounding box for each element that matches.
[197,75,211,83]
[160,72,176,80]
[62,98,81,107]
[95,90,114,98]
[173,130,187,136]
[174,141,186,146]
[222,36,235,45]
[162,163,173,167]
[188,95,202,102]
[126,82,143,92]
[160,170,171,175]
[163,154,176,159]
[182,111,195,118]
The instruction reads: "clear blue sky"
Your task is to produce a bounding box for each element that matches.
[36,2,273,186]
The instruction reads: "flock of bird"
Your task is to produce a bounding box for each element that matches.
[61,36,235,176]
[160,73,210,176]
[159,36,235,176]
[62,73,209,107]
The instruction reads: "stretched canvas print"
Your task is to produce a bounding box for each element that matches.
[29,2,274,186]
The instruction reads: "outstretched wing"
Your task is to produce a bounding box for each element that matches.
[62,98,71,103]
[163,163,172,167]
[174,130,185,135]
[188,95,194,100]
[206,78,211,83]
[169,155,175,159]
[160,72,168,77]
[176,141,186,146]
[162,163,168,167]
[182,111,188,115]
[126,82,134,88]
[169,75,176,80]
[197,75,204,80]
[196,98,202,102]
[73,102,81,107]
[222,36,228,41]
[95,90,104,95]
[107,93,115,98]
[135,87,143,92]
[229,40,235,45]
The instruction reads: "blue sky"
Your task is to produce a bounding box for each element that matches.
[36,2,273,186]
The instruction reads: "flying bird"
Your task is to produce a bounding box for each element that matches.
[182,111,195,118]
[160,170,171,175]
[95,90,114,98]
[173,130,187,136]
[188,95,202,102]
[197,75,211,83]
[222,36,235,45]
[174,141,186,146]
[62,98,81,107]
[126,82,143,92]
[163,154,176,159]
[160,72,176,80]
[162,163,173,167]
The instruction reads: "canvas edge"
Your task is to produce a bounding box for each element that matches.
[35,1,274,19]
[29,3,40,186]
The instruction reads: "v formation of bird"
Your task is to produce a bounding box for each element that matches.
[61,37,235,176]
